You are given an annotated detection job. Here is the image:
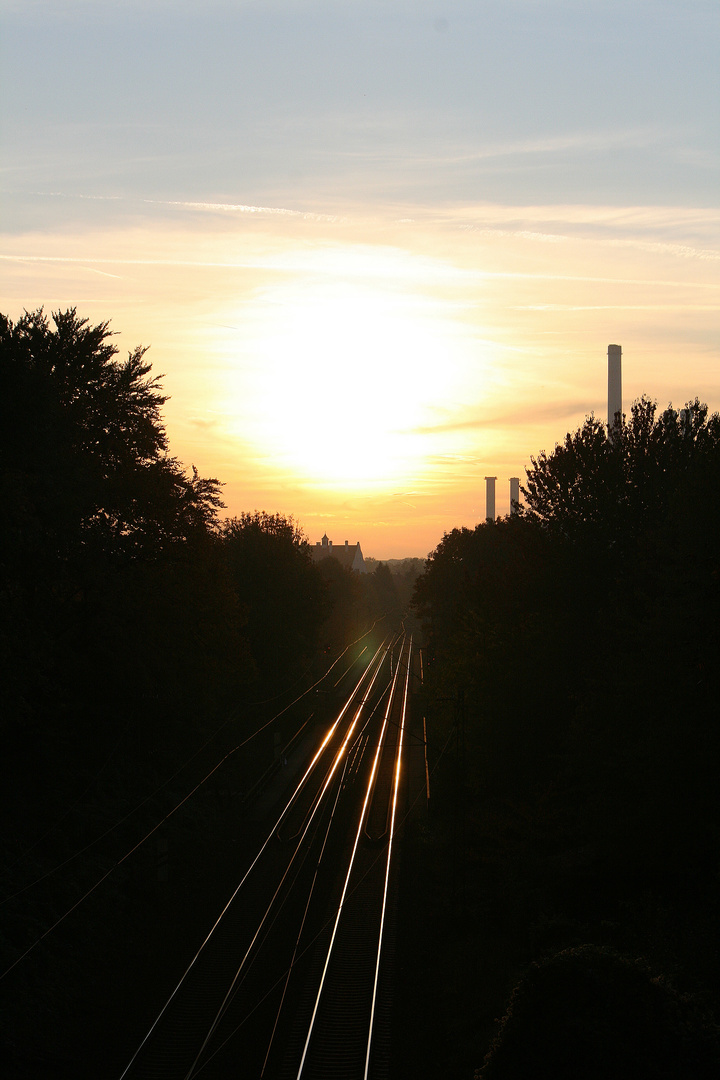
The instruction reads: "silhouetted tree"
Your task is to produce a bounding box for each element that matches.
[522,396,720,550]
[482,946,720,1080]
[220,512,329,686]
[411,395,720,1075]
[1,307,223,580]
[416,394,720,802]
[315,555,365,651]
[390,557,426,612]
[369,561,402,621]
[0,309,370,1080]
[0,308,248,826]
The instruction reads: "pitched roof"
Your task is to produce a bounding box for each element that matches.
[309,537,367,573]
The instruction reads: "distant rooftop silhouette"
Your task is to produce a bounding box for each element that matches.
[309,534,367,573]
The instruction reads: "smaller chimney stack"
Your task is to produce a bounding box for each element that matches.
[485,476,497,522]
[509,477,520,514]
[608,344,622,432]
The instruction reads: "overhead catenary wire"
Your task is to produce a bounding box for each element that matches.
[365,637,412,1079]
[179,642,394,1080]
[177,642,404,1079]
[118,638,392,1079]
[0,716,133,876]
[175,671,457,1079]
[295,635,407,1079]
[258,742,351,1079]
[1,625,377,909]
[0,632,383,982]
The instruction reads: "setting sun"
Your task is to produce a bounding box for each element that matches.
[221,273,484,488]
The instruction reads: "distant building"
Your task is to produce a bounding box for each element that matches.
[309,534,368,573]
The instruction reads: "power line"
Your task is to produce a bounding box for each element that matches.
[1,627,377,908]
[0,625,384,982]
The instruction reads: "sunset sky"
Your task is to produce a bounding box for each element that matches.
[2,0,718,558]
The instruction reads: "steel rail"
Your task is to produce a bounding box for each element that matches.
[364,636,405,842]
[178,677,398,1080]
[295,635,409,1080]
[182,639,395,1080]
[364,636,412,1080]
[120,638,390,1080]
[258,747,352,1078]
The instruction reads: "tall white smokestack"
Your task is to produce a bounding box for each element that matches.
[509,477,520,514]
[485,476,497,522]
[608,344,622,432]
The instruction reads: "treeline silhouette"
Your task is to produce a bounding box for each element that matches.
[0,309,410,1077]
[409,398,720,1076]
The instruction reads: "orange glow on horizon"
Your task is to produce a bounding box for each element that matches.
[2,206,718,559]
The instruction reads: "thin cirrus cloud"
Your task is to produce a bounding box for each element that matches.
[9,187,720,232]
[144,199,343,223]
[411,124,674,167]
[3,194,718,284]
[402,402,595,438]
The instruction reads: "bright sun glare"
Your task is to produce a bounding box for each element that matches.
[225,280,478,488]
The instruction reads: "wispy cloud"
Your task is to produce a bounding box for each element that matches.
[430,126,672,167]
[143,198,342,223]
[514,304,720,312]
[448,204,720,229]
[84,266,123,279]
[455,224,720,263]
[0,253,252,269]
[9,192,720,271]
[13,189,343,222]
[187,415,222,430]
[404,402,593,437]
[606,238,720,262]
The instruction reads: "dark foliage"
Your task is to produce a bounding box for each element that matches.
[0,310,338,1076]
[0,309,244,758]
[482,945,720,1079]
[368,561,402,622]
[311,557,412,656]
[0,308,223,572]
[220,512,329,686]
[314,554,366,651]
[412,396,720,1075]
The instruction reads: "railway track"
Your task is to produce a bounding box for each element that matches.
[120,632,413,1080]
[277,637,411,1080]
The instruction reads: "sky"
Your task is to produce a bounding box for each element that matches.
[1,0,718,559]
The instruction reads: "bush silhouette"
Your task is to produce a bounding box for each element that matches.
[482,945,720,1079]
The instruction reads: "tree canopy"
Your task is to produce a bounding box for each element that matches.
[1,309,247,758]
[413,395,720,1074]
[416,393,720,796]
[1,307,224,574]
[220,512,330,685]
[0,306,413,1079]
[521,395,720,549]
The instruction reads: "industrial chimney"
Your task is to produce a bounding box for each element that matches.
[485,476,497,522]
[608,344,622,433]
[509,477,520,514]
